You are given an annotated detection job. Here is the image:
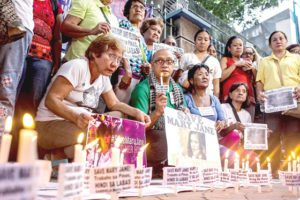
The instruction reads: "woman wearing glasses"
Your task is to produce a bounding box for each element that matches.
[35,35,150,161]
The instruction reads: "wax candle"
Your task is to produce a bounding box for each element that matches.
[224,150,229,172]
[0,116,12,163]
[292,151,297,172]
[288,156,291,172]
[242,159,245,170]
[245,154,249,171]
[136,143,149,169]
[160,72,163,85]
[17,113,38,163]
[111,136,123,166]
[297,157,300,172]
[74,133,84,163]
[267,157,271,172]
[234,152,239,170]
[120,149,127,165]
[256,157,260,172]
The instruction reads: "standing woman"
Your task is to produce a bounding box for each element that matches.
[179,28,221,97]
[256,31,300,173]
[220,36,256,119]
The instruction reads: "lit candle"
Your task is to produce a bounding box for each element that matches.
[0,116,13,163]
[17,113,38,163]
[242,159,245,170]
[111,136,123,166]
[297,157,300,172]
[288,156,292,172]
[160,72,163,85]
[267,157,271,173]
[245,154,249,171]
[120,149,127,165]
[234,152,239,170]
[136,143,149,169]
[74,133,84,163]
[224,150,229,172]
[84,138,99,150]
[292,151,297,172]
[256,157,260,172]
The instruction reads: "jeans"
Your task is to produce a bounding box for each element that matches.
[0,29,32,134]
[17,56,52,115]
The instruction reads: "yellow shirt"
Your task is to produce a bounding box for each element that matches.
[64,0,119,61]
[256,51,300,91]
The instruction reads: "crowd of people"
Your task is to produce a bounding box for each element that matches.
[1,0,300,177]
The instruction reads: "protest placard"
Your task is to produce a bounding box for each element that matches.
[244,123,268,150]
[57,163,85,199]
[201,168,219,185]
[264,87,297,113]
[163,167,190,186]
[86,114,146,167]
[164,107,221,170]
[247,171,271,186]
[89,165,134,193]
[134,167,152,188]
[0,164,38,200]
[278,171,300,186]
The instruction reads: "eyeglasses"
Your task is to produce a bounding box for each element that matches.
[166,42,176,46]
[108,53,122,65]
[243,52,254,56]
[131,4,145,11]
[153,58,175,65]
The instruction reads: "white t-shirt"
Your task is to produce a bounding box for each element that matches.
[221,103,251,126]
[179,53,221,94]
[36,58,112,121]
[14,0,34,32]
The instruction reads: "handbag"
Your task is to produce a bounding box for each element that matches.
[274,60,300,118]
[0,0,26,45]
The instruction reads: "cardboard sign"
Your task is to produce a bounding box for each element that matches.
[0,164,38,199]
[163,167,190,186]
[164,108,221,170]
[134,167,152,188]
[57,163,85,199]
[201,168,219,185]
[247,171,271,186]
[89,165,134,193]
[279,171,300,186]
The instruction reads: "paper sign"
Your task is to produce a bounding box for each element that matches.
[189,167,200,184]
[0,164,38,199]
[134,167,152,188]
[89,165,134,193]
[163,167,190,186]
[201,168,219,185]
[220,172,230,183]
[229,169,239,183]
[238,171,248,184]
[247,171,271,186]
[57,163,85,199]
[244,123,268,150]
[279,171,300,186]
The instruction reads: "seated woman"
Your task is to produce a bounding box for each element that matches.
[35,34,150,160]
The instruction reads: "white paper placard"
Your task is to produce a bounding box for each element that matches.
[134,167,152,188]
[164,107,222,170]
[163,167,190,186]
[247,171,271,186]
[0,163,38,200]
[57,163,85,199]
[189,167,200,184]
[244,123,268,150]
[229,169,239,183]
[201,168,219,185]
[220,172,230,183]
[264,87,297,113]
[278,171,300,186]
[89,164,134,193]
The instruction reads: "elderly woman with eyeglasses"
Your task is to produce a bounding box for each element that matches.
[35,35,150,161]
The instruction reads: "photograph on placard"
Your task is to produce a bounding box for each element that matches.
[264,87,297,113]
[244,123,268,150]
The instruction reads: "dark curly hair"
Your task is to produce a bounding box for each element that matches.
[123,0,146,20]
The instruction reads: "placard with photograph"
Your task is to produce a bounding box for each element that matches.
[164,107,221,170]
[244,123,268,150]
[264,87,297,113]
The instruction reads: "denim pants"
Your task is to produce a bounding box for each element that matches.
[17,56,52,115]
[0,29,32,134]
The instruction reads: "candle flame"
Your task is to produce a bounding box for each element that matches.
[291,151,296,159]
[4,116,12,132]
[242,158,245,162]
[23,113,35,129]
[139,143,149,153]
[267,157,270,162]
[288,156,291,161]
[121,149,127,154]
[225,150,229,158]
[77,133,84,144]
[256,157,260,162]
[297,157,300,163]
[114,136,123,148]
[100,115,105,121]
[235,152,239,158]
[246,154,250,160]
[97,148,102,153]
[84,138,99,150]
[160,72,163,77]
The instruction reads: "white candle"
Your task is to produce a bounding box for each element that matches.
[160,72,163,85]
[17,114,38,164]
[245,154,249,171]
[234,152,239,170]
[0,116,12,163]
[292,152,297,172]
[267,157,271,172]
[288,156,292,172]
[120,149,127,165]
[224,150,229,172]
[111,136,123,166]
[136,143,149,169]
[256,157,260,172]
[74,133,84,163]
[297,157,300,172]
